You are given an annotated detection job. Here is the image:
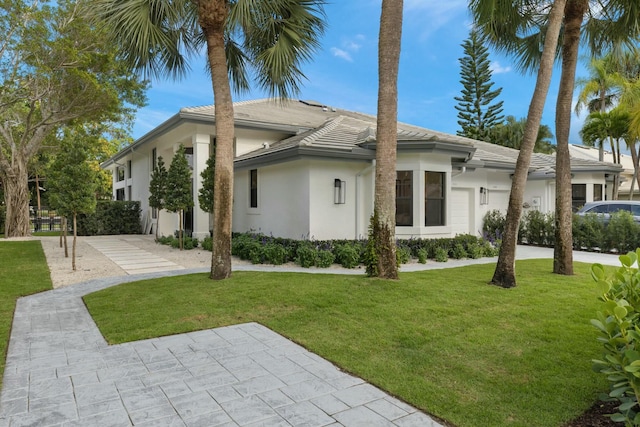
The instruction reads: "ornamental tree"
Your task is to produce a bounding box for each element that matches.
[165,145,193,250]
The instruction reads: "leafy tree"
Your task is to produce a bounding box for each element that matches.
[454,29,505,141]
[370,0,403,279]
[487,116,555,153]
[0,0,146,237]
[148,156,168,241]
[165,145,193,251]
[198,155,215,214]
[97,0,325,280]
[47,128,98,271]
[471,0,567,288]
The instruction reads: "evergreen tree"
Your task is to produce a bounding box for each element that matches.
[454,29,504,141]
[487,116,556,154]
[148,156,168,240]
[198,155,215,214]
[48,128,98,271]
[165,145,193,250]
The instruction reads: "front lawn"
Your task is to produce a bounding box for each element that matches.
[84,260,610,427]
[0,241,53,388]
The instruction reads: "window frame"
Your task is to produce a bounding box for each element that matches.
[424,171,445,227]
[395,171,413,226]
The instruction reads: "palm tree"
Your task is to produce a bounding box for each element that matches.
[471,0,567,288]
[96,0,325,280]
[371,0,403,279]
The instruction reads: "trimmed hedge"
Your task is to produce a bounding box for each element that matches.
[76,201,142,236]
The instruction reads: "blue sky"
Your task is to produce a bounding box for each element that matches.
[131,0,588,145]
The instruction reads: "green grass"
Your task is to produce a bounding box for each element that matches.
[0,241,53,388]
[84,259,611,427]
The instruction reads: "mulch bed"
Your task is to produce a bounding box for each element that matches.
[563,401,623,427]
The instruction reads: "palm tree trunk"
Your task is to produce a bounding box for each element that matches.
[553,0,587,276]
[629,145,639,200]
[372,0,403,279]
[200,0,234,280]
[491,0,567,288]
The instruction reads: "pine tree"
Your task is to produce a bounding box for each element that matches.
[454,29,504,141]
[165,145,193,250]
[149,156,168,240]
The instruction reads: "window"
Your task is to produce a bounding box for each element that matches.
[425,172,445,226]
[127,160,132,179]
[594,184,603,201]
[395,171,413,226]
[250,169,258,208]
[116,188,125,200]
[572,184,587,212]
[151,148,157,171]
[116,166,125,182]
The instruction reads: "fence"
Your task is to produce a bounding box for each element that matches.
[29,207,67,233]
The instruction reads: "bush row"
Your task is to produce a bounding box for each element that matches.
[76,201,142,236]
[228,232,499,268]
[482,209,640,253]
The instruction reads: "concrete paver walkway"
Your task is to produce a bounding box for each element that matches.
[0,271,442,427]
[85,237,184,275]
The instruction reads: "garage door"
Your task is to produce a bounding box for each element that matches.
[451,188,471,235]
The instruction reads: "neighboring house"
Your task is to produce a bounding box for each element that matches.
[102,99,621,240]
[568,144,638,200]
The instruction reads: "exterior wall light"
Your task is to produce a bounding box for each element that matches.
[334,179,346,204]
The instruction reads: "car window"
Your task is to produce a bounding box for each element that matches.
[632,205,640,215]
[610,204,631,213]
[586,204,609,213]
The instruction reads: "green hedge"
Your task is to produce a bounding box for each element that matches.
[0,205,5,235]
[482,209,640,253]
[76,201,142,236]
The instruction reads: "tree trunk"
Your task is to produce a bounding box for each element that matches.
[629,145,639,200]
[63,217,68,258]
[553,0,586,276]
[1,160,31,237]
[200,0,234,280]
[491,0,566,288]
[372,0,403,280]
[179,210,183,251]
[155,210,159,241]
[72,213,77,271]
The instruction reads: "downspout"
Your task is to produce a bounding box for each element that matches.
[355,160,376,239]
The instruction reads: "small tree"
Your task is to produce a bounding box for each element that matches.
[148,156,168,240]
[198,154,215,215]
[165,145,193,250]
[47,130,98,271]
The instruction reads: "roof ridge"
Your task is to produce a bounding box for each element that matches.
[299,116,345,146]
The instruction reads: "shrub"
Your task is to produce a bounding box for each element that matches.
[263,243,287,265]
[434,247,448,262]
[607,211,640,253]
[573,213,606,252]
[335,243,361,268]
[451,243,467,260]
[0,205,5,234]
[183,237,199,250]
[76,201,142,235]
[417,248,427,264]
[482,210,505,243]
[522,210,554,246]
[202,236,212,251]
[296,243,317,268]
[396,245,411,264]
[467,242,484,259]
[591,251,640,425]
[315,249,335,268]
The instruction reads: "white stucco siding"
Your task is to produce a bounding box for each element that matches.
[308,160,371,240]
[234,129,292,157]
[233,161,311,239]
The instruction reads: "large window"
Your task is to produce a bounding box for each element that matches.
[396,171,413,226]
[250,169,258,208]
[572,184,587,212]
[116,166,125,182]
[425,172,445,226]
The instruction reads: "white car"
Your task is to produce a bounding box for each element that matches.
[576,201,640,224]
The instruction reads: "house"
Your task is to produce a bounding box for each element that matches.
[568,144,638,200]
[102,99,621,240]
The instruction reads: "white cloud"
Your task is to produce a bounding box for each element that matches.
[330,47,353,62]
[404,0,468,39]
[490,61,512,74]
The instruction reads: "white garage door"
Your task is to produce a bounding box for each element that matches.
[451,188,471,235]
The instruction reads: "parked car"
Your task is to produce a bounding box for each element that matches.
[575,200,640,224]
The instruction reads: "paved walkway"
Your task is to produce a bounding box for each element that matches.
[0,241,623,427]
[85,238,184,275]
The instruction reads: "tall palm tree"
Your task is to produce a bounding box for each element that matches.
[371,0,403,279]
[471,0,567,288]
[96,0,325,280]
